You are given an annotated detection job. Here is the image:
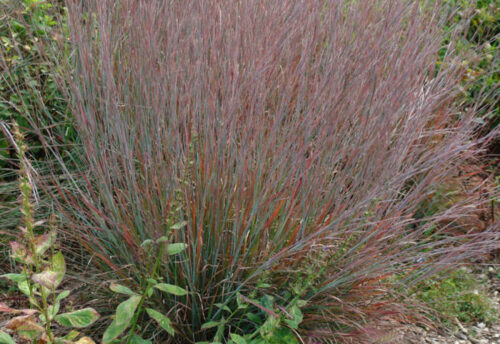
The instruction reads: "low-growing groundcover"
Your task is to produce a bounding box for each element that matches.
[0,0,499,343]
[413,268,497,327]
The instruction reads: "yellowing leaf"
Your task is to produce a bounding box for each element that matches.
[10,241,33,264]
[32,270,58,289]
[54,308,100,328]
[56,290,71,302]
[75,337,96,344]
[154,283,187,296]
[51,251,66,288]
[5,315,44,340]
[110,283,136,296]
[102,295,141,343]
[63,330,80,341]
[166,243,188,255]
[34,231,56,256]
[145,308,174,336]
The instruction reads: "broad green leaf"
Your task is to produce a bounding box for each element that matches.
[1,273,30,296]
[18,279,31,297]
[245,312,261,324]
[236,293,248,309]
[215,319,225,341]
[166,243,188,255]
[0,331,16,344]
[102,295,141,343]
[51,251,66,288]
[39,312,47,324]
[260,295,274,309]
[170,221,187,230]
[32,270,58,289]
[48,303,59,320]
[229,333,247,344]
[1,273,27,283]
[140,239,154,248]
[49,291,70,318]
[110,283,136,296]
[146,308,174,336]
[268,327,298,344]
[129,334,153,344]
[283,304,303,329]
[259,316,279,339]
[154,283,187,296]
[147,278,158,285]
[54,308,100,328]
[56,290,71,302]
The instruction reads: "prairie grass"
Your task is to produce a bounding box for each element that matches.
[2,0,499,342]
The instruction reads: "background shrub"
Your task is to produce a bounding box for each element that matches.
[443,0,499,153]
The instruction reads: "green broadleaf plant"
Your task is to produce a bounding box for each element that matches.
[0,123,99,344]
[103,237,188,343]
[197,269,312,344]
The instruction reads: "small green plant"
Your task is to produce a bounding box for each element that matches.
[227,294,304,344]
[195,253,325,344]
[103,233,189,344]
[0,123,99,344]
[194,291,305,344]
[412,268,497,327]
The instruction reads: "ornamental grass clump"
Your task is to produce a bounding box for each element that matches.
[43,0,499,342]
